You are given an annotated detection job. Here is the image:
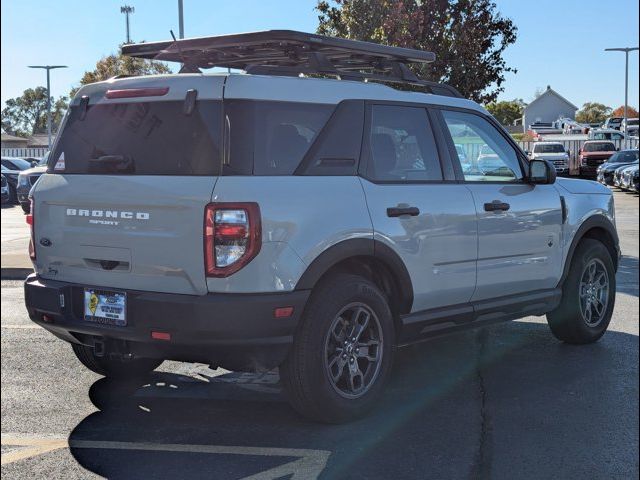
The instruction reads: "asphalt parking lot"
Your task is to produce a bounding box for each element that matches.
[1,189,638,479]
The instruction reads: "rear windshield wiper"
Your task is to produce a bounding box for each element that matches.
[88,155,136,174]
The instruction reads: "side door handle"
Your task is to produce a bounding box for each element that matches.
[484,200,511,212]
[387,206,420,217]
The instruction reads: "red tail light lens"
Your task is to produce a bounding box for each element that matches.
[204,203,261,277]
[27,199,35,260]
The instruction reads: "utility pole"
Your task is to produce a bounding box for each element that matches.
[178,0,184,39]
[605,47,639,148]
[121,5,135,44]
[27,65,68,148]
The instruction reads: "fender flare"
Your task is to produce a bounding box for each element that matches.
[295,238,414,313]
[559,215,620,286]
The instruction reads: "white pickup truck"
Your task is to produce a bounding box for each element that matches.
[529,142,570,174]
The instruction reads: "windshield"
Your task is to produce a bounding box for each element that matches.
[583,142,615,152]
[609,150,639,163]
[534,144,565,153]
[1,157,31,170]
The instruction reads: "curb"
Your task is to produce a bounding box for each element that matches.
[1,268,34,281]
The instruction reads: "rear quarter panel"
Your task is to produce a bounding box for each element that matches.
[206,176,373,293]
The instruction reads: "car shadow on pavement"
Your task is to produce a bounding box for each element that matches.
[68,321,639,480]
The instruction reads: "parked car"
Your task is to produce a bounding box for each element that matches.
[588,128,625,141]
[529,142,570,174]
[1,174,9,204]
[1,156,33,172]
[602,117,624,130]
[620,117,638,134]
[23,30,620,423]
[613,162,637,188]
[579,141,618,178]
[621,164,639,191]
[0,164,21,203]
[17,154,48,213]
[597,150,639,185]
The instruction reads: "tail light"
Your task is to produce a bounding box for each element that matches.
[26,198,35,260]
[204,203,261,277]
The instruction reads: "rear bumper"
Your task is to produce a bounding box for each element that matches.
[24,274,309,371]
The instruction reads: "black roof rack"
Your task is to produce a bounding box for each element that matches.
[121,30,462,98]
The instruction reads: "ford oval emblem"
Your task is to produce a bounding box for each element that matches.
[39,237,52,247]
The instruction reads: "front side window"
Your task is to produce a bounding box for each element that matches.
[367,105,442,182]
[441,110,523,182]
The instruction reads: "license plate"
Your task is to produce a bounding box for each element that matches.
[84,289,127,326]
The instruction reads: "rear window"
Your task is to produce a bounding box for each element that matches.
[50,100,222,175]
[224,100,333,175]
[583,142,615,152]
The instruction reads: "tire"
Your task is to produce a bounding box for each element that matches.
[20,202,30,214]
[280,273,395,423]
[547,239,616,344]
[71,343,162,378]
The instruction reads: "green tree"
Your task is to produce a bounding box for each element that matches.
[575,102,612,124]
[71,49,171,97]
[486,99,526,126]
[316,0,518,103]
[1,87,68,137]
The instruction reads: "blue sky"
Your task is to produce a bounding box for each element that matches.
[1,0,638,110]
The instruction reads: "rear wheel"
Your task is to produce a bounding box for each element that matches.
[20,202,30,214]
[547,239,616,344]
[72,344,162,378]
[281,274,394,423]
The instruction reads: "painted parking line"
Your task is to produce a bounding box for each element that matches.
[1,434,67,466]
[1,325,41,329]
[1,434,331,479]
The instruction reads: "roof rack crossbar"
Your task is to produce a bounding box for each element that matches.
[121,30,462,98]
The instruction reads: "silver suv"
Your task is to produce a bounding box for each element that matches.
[24,31,620,423]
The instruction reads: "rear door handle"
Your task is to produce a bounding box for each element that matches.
[484,200,510,212]
[387,206,420,217]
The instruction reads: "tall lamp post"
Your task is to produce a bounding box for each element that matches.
[178,0,184,39]
[121,5,135,44]
[605,47,639,148]
[28,65,68,149]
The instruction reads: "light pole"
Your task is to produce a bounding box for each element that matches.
[605,47,639,148]
[121,5,135,44]
[178,0,184,39]
[28,65,68,148]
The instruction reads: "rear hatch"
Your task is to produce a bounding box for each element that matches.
[32,75,225,295]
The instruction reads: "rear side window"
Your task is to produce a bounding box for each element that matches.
[224,101,333,175]
[51,100,222,175]
[366,105,442,182]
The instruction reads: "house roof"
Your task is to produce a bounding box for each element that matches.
[1,133,28,143]
[27,134,51,147]
[524,85,578,112]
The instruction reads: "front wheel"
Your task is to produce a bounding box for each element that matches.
[547,239,616,344]
[72,344,162,378]
[280,274,395,423]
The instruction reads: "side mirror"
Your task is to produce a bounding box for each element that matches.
[566,150,571,157]
[529,159,556,185]
[524,150,530,157]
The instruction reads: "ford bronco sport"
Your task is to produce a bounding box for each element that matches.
[24,31,620,423]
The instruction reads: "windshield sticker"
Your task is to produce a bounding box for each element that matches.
[54,152,65,171]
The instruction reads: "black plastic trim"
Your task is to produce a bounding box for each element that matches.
[398,288,562,345]
[558,215,620,286]
[294,238,414,313]
[24,274,310,371]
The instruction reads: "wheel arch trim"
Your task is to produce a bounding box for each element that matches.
[295,238,414,313]
[559,215,620,287]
